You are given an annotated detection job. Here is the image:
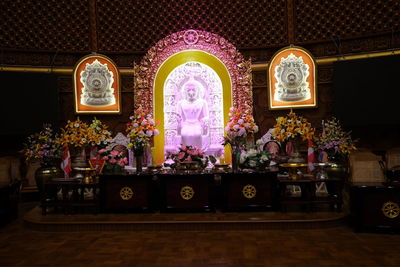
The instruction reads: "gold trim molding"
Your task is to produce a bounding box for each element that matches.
[2,50,399,74]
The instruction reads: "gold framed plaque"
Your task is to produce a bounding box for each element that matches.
[73,54,121,114]
[268,46,317,110]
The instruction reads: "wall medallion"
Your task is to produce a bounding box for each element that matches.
[268,46,317,110]
[73,54,121,114]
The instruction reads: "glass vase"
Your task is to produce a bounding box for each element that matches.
[287,137,305,163]
[134,148,144,173]
[231,145,241,173]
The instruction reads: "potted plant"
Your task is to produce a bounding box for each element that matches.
[223,106,259,172]
[126,107,159,173]
[21,124,63,199]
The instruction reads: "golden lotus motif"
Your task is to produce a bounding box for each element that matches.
[180,185,195,200]
[120,186,133,201]
[242,184,257,199]
[382,201,400,219]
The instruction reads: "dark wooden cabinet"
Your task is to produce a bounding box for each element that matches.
[350,182,400,232]
[219,171,278,211]
[100,174,155,212]
[158,173,216,212]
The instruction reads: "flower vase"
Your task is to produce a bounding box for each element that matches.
[287,138,305,163]
[231,146,241,173]
[35,161,64,203]
[327,153,349,179]
[134,148,144,173]
[71,146,88,169]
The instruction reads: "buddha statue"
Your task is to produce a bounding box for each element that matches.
[176,79,209,149]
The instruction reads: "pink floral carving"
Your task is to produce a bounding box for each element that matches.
[134,29,253,114]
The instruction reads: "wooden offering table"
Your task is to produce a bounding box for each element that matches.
[42,179,100,215]
[99,170,279,212]
[278,176,343,212]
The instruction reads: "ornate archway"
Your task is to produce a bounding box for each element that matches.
[134,30,253,165]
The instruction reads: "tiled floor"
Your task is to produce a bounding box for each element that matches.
[1,202,400,266]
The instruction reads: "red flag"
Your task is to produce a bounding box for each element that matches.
[307,140,315,172]
[61,144,72,178]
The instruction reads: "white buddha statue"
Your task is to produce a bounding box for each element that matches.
[176,79,209,149]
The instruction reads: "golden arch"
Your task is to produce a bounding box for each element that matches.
[153,50,233,165]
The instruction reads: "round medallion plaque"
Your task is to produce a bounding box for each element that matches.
[120,186,134,201]
[180,186,195,200]
[242,184,257,199]
[382,201,400,219]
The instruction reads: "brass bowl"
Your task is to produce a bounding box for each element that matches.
[212,164,231,172]
[147,165,163,174]
[176,161,203,173]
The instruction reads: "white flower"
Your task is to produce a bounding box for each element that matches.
[256,139,264,146]
[261,155,269,162]
[74,123,80,128]
[233,124,240,130]
[253,125,259,133]
[249,160,257,167]
[141,120,147,126]
[154,129,160,136]
[240,152,248,164]
[247,148,258,158]
[146,130,153,137]
[133,123,139,128]
[238,119,244,124]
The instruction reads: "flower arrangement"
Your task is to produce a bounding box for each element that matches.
[239,146,270,170]
[164,145,215,169]
[57,118,93,147]
[223,107,259,147]
[272,111,315,142]
[99,148,128,166]
[314,117,356,157]
[88,118,113,148]
[22,124,61,164]
[126,107,159,153]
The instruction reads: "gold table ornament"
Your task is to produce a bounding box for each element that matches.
[120,186,134,201]
[382,201,400,219]
[279,163,309,180]
[242,184,257,199]
[180,186,195,200]
[73,167,97,184]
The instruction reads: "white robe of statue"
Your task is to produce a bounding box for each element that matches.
[177,81,209,149]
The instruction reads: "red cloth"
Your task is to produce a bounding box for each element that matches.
[61,144,72,178]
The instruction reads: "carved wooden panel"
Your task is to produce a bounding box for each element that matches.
[0,0,91,52]
[294,0,400,44]
[96,0,288,53]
